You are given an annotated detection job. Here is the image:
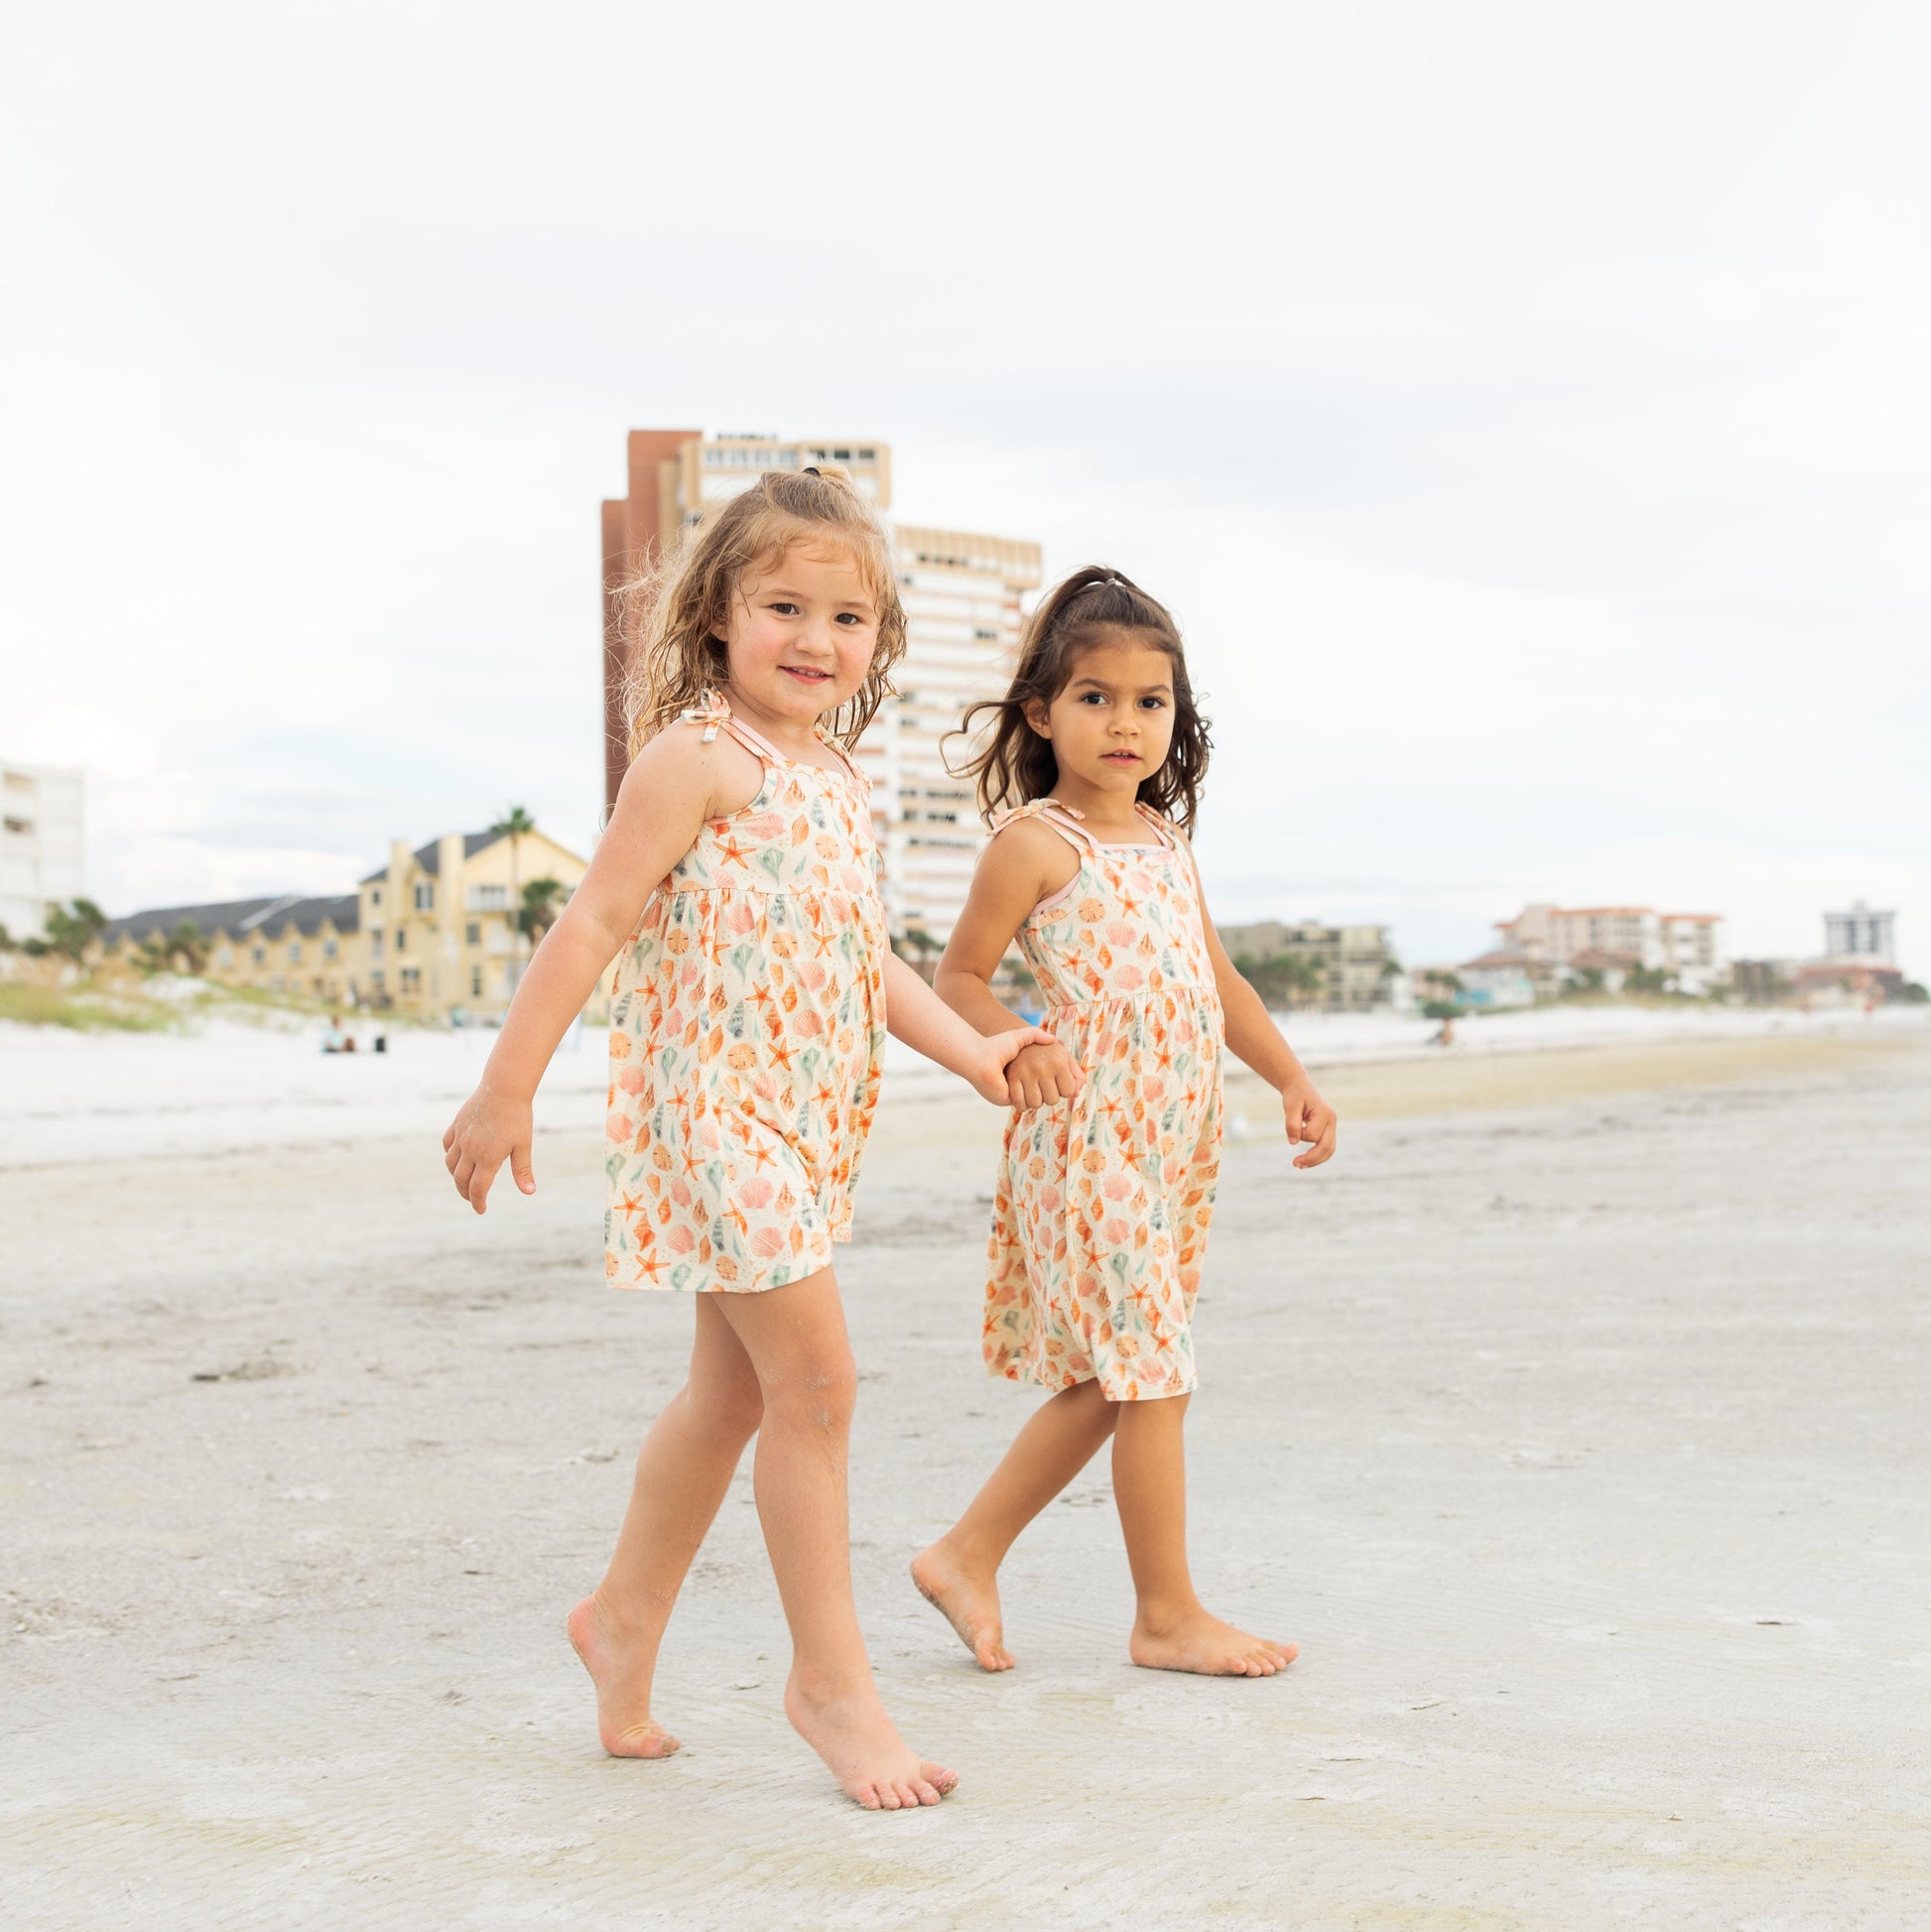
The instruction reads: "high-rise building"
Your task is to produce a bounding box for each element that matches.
[0,760,84,941]
[1823,901,1895,964]
[600,431,1041,945]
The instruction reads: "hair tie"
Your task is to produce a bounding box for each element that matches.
[802,465,821,476]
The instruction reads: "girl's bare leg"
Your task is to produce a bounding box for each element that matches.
[1113,1394,1297,1676]
[569,1294,764,1755]
[912,1379,1117,1669]
[714,1266,956,1810]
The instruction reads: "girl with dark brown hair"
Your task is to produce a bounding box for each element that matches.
[914,566,1337,1677]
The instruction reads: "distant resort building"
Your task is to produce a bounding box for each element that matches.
[1786,901,1906,1002]
[1411,900,1735,1008]
[1217,919,1400,1011]
[97,822,587,1017]
[100,893,363,1004]
[1,759,85,943]
[1492,903,1728,993]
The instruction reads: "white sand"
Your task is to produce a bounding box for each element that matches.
[3,1021,1929,1927]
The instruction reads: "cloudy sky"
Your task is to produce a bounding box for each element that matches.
[5,1,1927,973]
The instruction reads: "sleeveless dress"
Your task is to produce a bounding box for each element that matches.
[603,695,887,1294]
[984,800,1224,1400]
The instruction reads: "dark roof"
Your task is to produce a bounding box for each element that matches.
[101,893,360,946]
[357,830,503,885]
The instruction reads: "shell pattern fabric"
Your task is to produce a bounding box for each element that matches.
[985,800,1224,1400]
[603,696,886,1294]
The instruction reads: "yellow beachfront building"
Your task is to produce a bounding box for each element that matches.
[99,823,589,1019]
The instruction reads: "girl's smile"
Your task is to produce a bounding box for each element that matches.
[716,539,880,744]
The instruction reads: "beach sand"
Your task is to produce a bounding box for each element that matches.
[4,1021,1929,1928]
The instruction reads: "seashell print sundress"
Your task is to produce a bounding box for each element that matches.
[603,695,886,1294]
[984,799,1224,1400]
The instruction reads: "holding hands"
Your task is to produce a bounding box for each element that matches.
[1001,1037,1084,1111]
[968,1027,1073,1106]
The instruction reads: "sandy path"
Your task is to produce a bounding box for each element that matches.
[4,1032,1928,1928]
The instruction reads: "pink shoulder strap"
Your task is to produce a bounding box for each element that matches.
[1132,802,1183,850]
[993,797,1097,852]
[812,724,866,785]
[679,691,777,766]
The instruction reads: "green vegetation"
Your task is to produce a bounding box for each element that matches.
[0,980,184,1032]
[134,919,210,975]
[1231,953,1325,1010]
[3,898,108,963]
[518,877,567,944]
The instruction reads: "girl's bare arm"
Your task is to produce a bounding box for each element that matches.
[934,820,1084,1108]
[442,728,758,1212]
[879,952,1054,1103]
[1189,851,1338,1169]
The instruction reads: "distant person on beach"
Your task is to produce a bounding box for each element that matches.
[321,1015,348,1053]
[441,468,1049,1811]
[911,567,1337,1679]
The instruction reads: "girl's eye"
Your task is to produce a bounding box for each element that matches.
[1078,691,1106,705]
[769,602,800,616]
[1139,696,1167,709]
[835,611,864,626]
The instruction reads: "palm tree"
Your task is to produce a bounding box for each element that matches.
[518,878,567,952]
[490,807,537,987]
[896,926,942,981]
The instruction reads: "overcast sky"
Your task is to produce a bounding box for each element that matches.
[5,1,1927,973]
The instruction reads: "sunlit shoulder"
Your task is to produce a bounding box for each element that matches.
[616,712,765,827]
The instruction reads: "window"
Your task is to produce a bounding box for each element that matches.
[322,938,338,959]
[400,966,421,992]
[396,929,407,952]
[252,945,266,965]
[288,943,302,964]
[215,946,232,966]
[370,930,384,960]
[369,967,385,989]
[369,887,382,907]
[467,883,508,911]
[414,882,434,912]
[465,922,481,946]
[470,966,483,996]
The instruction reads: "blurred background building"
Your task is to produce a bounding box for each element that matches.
[600,430,1042,949]
[97,821,585,1016]
[1823,900,1895,964]
[1,760,84,943]
[1215,918,1400,1011]
[1493,902,1729,995]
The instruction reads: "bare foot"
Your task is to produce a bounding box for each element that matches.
[567,1592,681,1757]
[785,1670,958,1810]
[911,1542,1015,1672]
[1130,1606,1298,1678]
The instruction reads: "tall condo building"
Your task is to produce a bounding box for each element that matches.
[0,760,85,941]
[601,431,1041,945]
[1823,901,1895,964]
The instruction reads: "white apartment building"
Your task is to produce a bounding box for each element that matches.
[0,761,84,941]
[615,433,1040,944]
[1495,901,1728,992]
[1660,912,1727,989]
[859,526,1041,942]
[1823,901,1895,963]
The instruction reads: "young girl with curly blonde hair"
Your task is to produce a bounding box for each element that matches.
[443,467,1052,1808]
[914,566,1337,1679]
